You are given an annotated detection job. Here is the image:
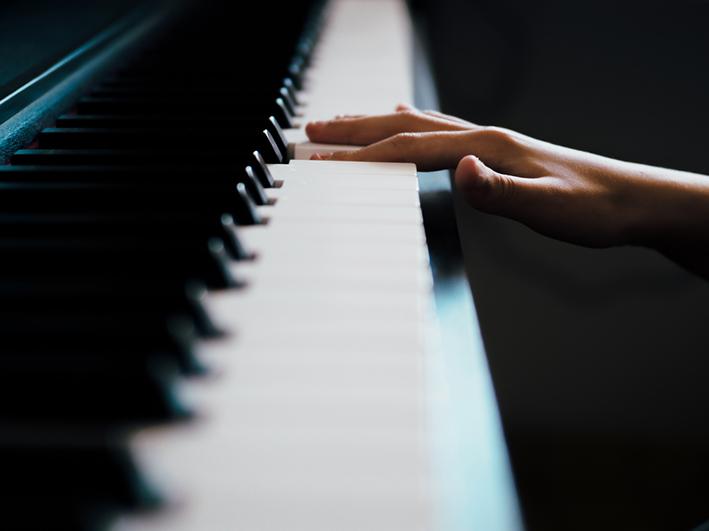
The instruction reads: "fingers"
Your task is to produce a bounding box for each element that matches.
[311,127,523,173]
[422,110,477,128]
[305,110,469,146]
[396,103,477,128]
[310,130,485,171]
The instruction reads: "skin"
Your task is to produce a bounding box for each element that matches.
[306,104,709,278]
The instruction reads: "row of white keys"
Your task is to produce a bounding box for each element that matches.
[284,0,414,158]
[115,0,438,528]
[116,158,436,531]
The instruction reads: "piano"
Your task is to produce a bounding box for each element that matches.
[0,0,523,529]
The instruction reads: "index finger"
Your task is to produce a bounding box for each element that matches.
[305,111,467,146]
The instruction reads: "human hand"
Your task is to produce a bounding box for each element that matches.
[305,103,478,171]
[305,105,709,258]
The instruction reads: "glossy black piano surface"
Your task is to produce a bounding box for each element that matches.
[0,1,327,528]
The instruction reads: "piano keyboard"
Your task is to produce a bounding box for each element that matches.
[117,1,435,530]
[0,0,522,529]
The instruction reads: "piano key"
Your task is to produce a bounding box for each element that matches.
[0,356,188,424]
[0,275,220,337]
[251,150,276,187]
[36,127,269,151]
[0,0,510,528]
[244,166,270,205]
[10,151,281,198]
[54,114,266,129]
[0,181,263,226]
[0,237,237,289]
[1,439,160,529]
[0,211,241,247]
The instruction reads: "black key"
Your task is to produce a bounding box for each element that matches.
[250,150,276,187]
[268,115,290,161]
[36,128,282,164]
[0,236,237,289]
[1,440,160,529]
[235,182,262,225]
[279,86,297,116]
[245,166,269,205]
[0,210,243,259]
[37,127,258,150]
[0,355,187,424]
[0,274,220,337]
[74,96,283,117]
[0,180,261,226]
[282,77,300,105]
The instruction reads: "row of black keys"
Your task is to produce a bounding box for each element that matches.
[1,1,325,529]
[0,36,311,425]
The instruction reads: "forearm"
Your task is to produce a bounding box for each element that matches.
[619,163,709,278]
[620,163,709,249]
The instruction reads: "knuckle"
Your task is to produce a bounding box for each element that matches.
[478,126,518,149]
[398,110,421,128]
[391,132,418,147]
[399,110,419,120]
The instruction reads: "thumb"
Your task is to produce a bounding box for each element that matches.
[454,155,550,220]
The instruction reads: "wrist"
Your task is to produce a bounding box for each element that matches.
[623,164,709,249]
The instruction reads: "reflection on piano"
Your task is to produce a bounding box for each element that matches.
[0,0,521,529]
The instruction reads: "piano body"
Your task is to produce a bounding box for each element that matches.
[0,0,522,529]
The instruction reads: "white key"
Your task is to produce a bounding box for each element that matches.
[115,2,434,530]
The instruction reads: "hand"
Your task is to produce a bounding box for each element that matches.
[305,103,478,171]
[305,105,709,276]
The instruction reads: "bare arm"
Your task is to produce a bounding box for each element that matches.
[306,105,709,278]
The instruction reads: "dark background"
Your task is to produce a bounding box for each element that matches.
[0,0,143,100]
[416,0,709,529]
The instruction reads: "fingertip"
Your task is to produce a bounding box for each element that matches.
[305,120,325,139]
[310,152,333,161]
[395,103,413,112]
[305,120,321,130]
[455,155,481,178]
[454,155,495,197]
